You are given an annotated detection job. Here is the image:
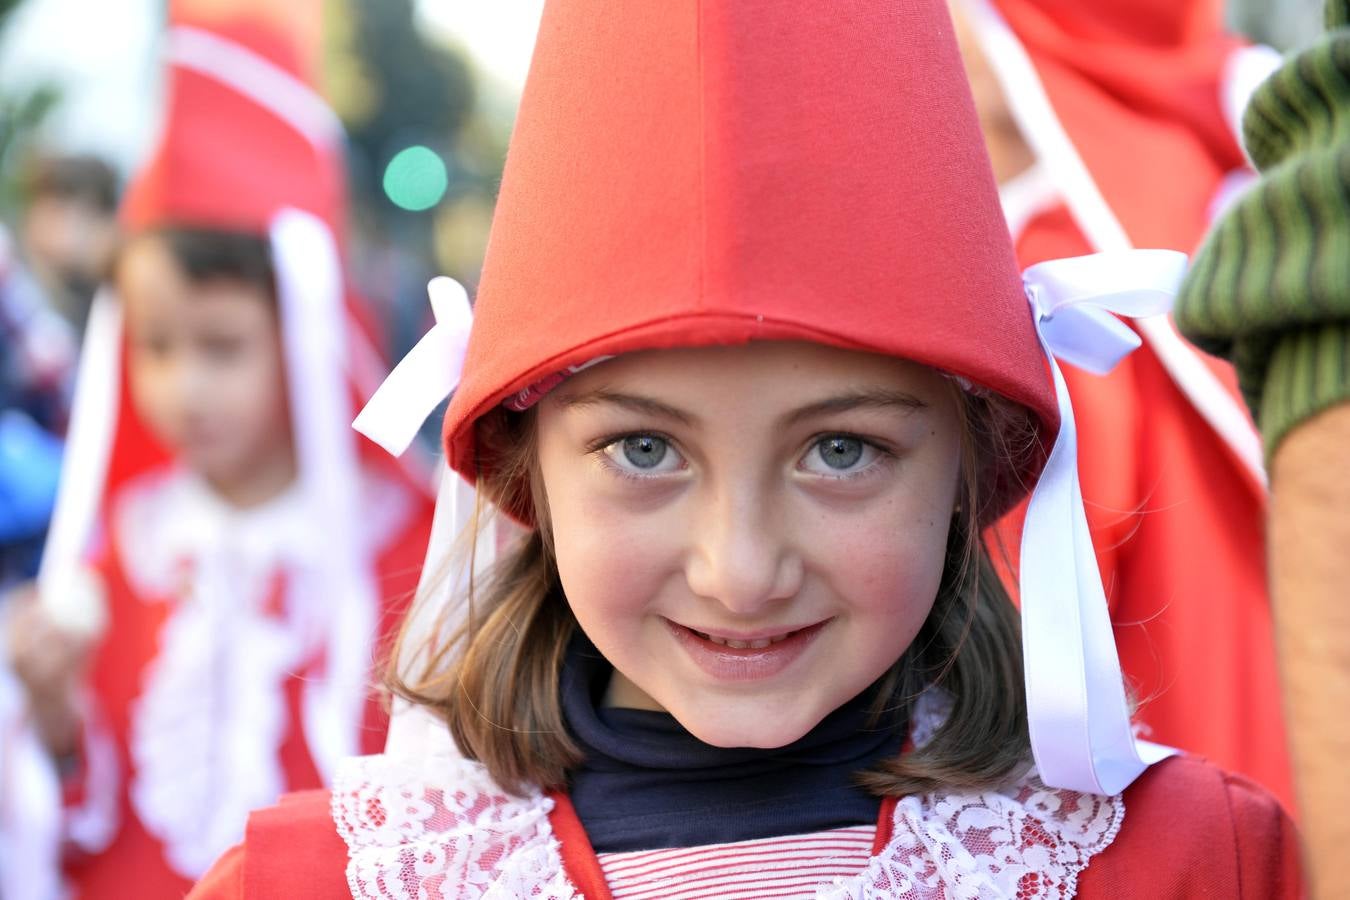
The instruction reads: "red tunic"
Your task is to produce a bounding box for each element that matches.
[189,756,1301,898]
[59,469,432,899]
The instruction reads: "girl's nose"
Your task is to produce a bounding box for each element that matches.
[684,484,803,615]
[172,357,212,417]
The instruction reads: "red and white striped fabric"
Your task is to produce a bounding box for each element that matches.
[597,825,876,900]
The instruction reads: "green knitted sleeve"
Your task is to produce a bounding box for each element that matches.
[1175,0,1350,459]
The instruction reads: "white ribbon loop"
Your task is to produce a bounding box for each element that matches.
[352,277,473,457]
[1020,249,1185,796]
[1025,250,1184,375]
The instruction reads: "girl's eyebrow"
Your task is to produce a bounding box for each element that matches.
[556,389,698,425]
[556,386,927,428]
[780,389,929,427]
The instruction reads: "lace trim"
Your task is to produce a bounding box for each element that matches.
[331,750,1121,899]
[332,752,576,899]
[118,469,305,877]
[130,581,301,877]
[115,465,409,875]
[819,777,1122,899]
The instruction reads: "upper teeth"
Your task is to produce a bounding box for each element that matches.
[700,631,792,649]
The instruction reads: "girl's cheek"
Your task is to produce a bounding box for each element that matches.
[554,506,682,613]
[809,502,951,613]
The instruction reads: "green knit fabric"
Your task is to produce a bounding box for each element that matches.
[1175,0,1350,459]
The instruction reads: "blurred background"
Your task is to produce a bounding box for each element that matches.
[0,0,547,358]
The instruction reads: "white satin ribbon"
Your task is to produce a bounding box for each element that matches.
[36,288,120,640]
[1021,249,1186,796]
[349,277,481,757]
[353,277,473,456]
[271,209,378,780]
[383,465,493,759]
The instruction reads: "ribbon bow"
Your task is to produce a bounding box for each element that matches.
[1020,249,1186,796]
[353,277,473,456]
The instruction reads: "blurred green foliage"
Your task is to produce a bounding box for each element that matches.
[0,0,61,217]
[321,0,509,360]
[325,0,476,226]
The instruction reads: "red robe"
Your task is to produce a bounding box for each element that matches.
[188,756,1301,898]
[59,467,432,899]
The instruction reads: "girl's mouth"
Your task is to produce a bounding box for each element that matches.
[665,619,830,681]
[686,628,799,649]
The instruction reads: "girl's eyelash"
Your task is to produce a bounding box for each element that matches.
[586,431,684,481]
[812,432,895,453]
[800,433,898,480]
[584,430,677,454]
[605,465,664,483]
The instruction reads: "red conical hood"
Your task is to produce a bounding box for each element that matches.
[121,0,345,238]
[443,0,1056,512]
[1004,0,1226,46]
[100,3,416,498]
[989,0,1247,252]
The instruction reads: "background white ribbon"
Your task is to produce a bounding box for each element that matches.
[351,277,485,758]
[1020,249,1186,795]
[353,277,473,457]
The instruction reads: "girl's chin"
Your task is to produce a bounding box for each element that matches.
[667,704,825,749]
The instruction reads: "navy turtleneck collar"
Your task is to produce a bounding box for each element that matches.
[561,634,907,853]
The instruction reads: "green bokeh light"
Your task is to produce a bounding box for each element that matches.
[383,145,449,212]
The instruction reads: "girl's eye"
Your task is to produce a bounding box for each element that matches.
[200,335,245,361]
[602,434,684,474]
[134,333,173,359]
[800,435,881,476]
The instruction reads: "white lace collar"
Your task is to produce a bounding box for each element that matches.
[112,466,315,599]
[331,702,1123,899]
[116,464,414,877]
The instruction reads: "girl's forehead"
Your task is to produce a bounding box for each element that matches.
[551,341,954,408]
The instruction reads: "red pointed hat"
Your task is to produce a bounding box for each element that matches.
[442,0,1057,513]
[121,0,345,238]
[102,0,358,495]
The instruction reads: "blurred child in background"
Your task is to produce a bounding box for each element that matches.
[19,154,121,336]
[3,5,434,896]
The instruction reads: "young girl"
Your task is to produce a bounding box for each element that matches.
[4,7,433,897]
[194,0,1300,896]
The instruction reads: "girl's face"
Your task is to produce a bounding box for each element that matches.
[120,234,293,504]
[536,341,963,748]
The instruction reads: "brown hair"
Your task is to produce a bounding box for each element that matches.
[111,227,277,305]
[389,387,1040,796]
[23,154,119,214]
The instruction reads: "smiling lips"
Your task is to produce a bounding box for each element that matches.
[666,619,829,681]
[689,628,797,649]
